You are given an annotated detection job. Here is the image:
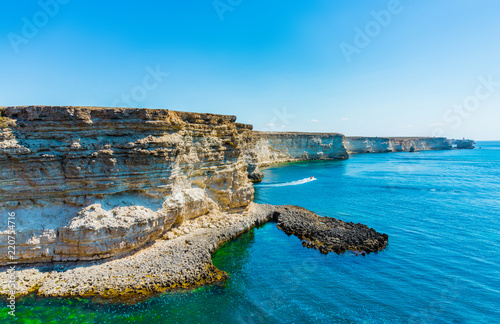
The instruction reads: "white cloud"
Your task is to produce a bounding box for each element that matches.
[309,119,319,123]
[341,117,349,121]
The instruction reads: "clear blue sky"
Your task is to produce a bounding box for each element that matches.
[1,1,499,140]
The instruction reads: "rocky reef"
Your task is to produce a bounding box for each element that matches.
[344,136,452,154]
[275,205,388,255]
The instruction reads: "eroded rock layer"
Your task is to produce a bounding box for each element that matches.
[243,131,349,163]
[0,106,254,265]
[241,131,349,181]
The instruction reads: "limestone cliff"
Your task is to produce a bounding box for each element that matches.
[344,136,452,154]
[241,131,348,181]
[454,139,475,149]
[239,133,452,181]
[0,106,253,265]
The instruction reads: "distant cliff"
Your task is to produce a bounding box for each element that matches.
[344,137,452,154]
[240,133,453,180]
[240,132,348,181]
[451,139,475,149]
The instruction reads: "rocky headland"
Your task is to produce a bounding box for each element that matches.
[0,106,456,300]
[452,139,475,149]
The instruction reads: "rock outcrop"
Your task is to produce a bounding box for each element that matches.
[0,106,253,265]
[242,131,349,164]
[0,203,388,300]
[344,136,452,154]
[275,205,388,254]
[0,105,468,300]
[240,133,453,182]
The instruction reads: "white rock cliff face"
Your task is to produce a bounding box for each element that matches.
[344,137,452,154]
[244,132,349,164]
[240,132,349,180]
[0,106,254,265]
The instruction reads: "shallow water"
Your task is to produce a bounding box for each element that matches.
[3,142,500,323]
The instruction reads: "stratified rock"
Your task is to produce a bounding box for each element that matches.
[247,163,264,182]
[239,133,454,182]
[241,132,349,167]
[1,104,465,301]
[0,106,254,265]
[344,136,452,154]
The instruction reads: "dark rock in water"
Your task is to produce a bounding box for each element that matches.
[248,172,264,182]
[273,205,388,254]
[247,163,264,182]
[409,146,415,152]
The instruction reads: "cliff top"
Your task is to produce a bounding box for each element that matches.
[0,106,451,140]
[347,136,448,140]
[0,105,253,129]
[254,131,344,136]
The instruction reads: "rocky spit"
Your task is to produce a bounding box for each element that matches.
[276,205,388,254]
[0,203,388,301]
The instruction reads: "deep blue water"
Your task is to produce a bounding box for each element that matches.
[3,142,500,323]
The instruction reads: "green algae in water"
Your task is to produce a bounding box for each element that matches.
[2,230,258,324]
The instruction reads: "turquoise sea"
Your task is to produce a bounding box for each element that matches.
[3,142,500,323]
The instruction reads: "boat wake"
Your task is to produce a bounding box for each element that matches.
[257,177,317,188]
